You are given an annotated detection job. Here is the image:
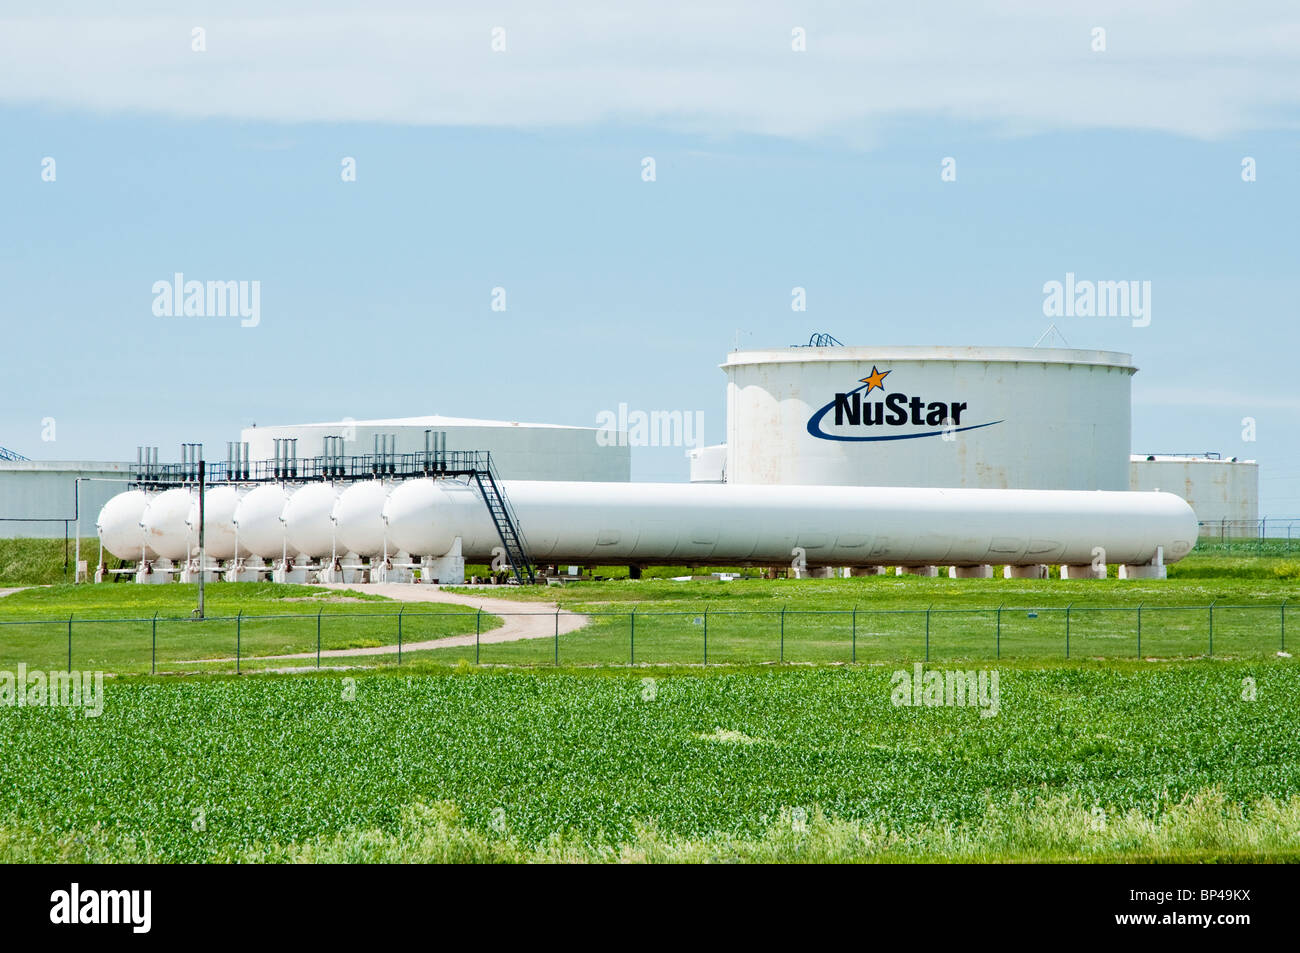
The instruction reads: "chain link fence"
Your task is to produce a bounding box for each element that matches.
[1197,519,1300,546]
[0,602,1292,674]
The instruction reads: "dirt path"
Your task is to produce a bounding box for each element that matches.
[179,582,588,664]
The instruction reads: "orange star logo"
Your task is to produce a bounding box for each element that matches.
[859,366,890,394]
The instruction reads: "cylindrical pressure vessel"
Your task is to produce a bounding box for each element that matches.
[97,489,158,561]
[334,480,393,558]
[187,485,243,561]
[384,479,1197,568]
[233,484,293,559]
[283,483,341,559]
[141,487,195,562]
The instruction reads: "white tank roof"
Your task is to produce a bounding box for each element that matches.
[1132,454,1256,465]
[253,414,601,431]
[724,345,1135,371]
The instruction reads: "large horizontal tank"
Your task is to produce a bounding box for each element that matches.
[141,487,195,562]
[283,482,341,559]
[334,480,393,558]
[233,484,293,559]
[97,489,158,561]
[187,485,243,561]
[723,345,1134,490]
[383,479,1197,567]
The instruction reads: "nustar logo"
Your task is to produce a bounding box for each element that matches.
[806,366,1002,442]
[50,883,151,933]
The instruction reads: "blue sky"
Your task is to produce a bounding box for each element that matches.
[1,3,1298,513]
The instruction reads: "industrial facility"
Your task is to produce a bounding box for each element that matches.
[76,341,1243,586]
[695,344,1259,531]
[0,341,1264,584]
[1130,453,1259,538]
[241,414,630,483]
[721,345,1135,490]
[0,455,132,540]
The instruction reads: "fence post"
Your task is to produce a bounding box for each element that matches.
[554,607,560,666]
[996,603,1002,660]
[318,608,323,669]
[703,607,708,666]
[1136,602,1142,659]
[476,608,482,665]
[1065,603,1071,659]
[1283,599,1288,653]
[780,606,785,663]
[396,607,402,665]
[852,605,857,663]
[630,606,636,665]
[67,614,72,673]
[925,605,931,662]
[236,609,242,674]
[1208,600,1214,657]
[152,611,158,675]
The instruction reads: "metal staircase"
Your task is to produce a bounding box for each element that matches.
[471,458,536,585]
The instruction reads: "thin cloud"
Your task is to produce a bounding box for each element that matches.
[0,2,1297,140]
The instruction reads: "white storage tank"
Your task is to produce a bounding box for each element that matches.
[383,478,463,557]
[188,485,243,561]
[723,345,1134,490]
[141,488,195,562]
[283,482,342,559]
[1130,454,1259,538]
[334,480,394,558]
[233,484,293,559]
[688,444,727,484]
[383,479,1196,568]
[97,489,158,561]
[240,414,630,482]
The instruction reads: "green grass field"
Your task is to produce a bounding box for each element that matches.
[1,540,1297,862]
[434,572,1298,666]
[1,662,1297,862]
[0,572,1294,671]
[0,537,97,587]
[0,583,497,674]
[0,554,1296,670]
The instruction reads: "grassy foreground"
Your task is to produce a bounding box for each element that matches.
[439,572,1299,665]
[0,584,497,673]
[0,571,1296,669]
[1,661,1296,862]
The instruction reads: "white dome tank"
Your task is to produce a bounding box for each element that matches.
[333,480,393,557]
[724,345,1135,491]
[233,484,293,559]
[187,485,243,561]
[97,489,158,561]
[383,478,461,556]
[283,483,341,559]
[141,488,196,561]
